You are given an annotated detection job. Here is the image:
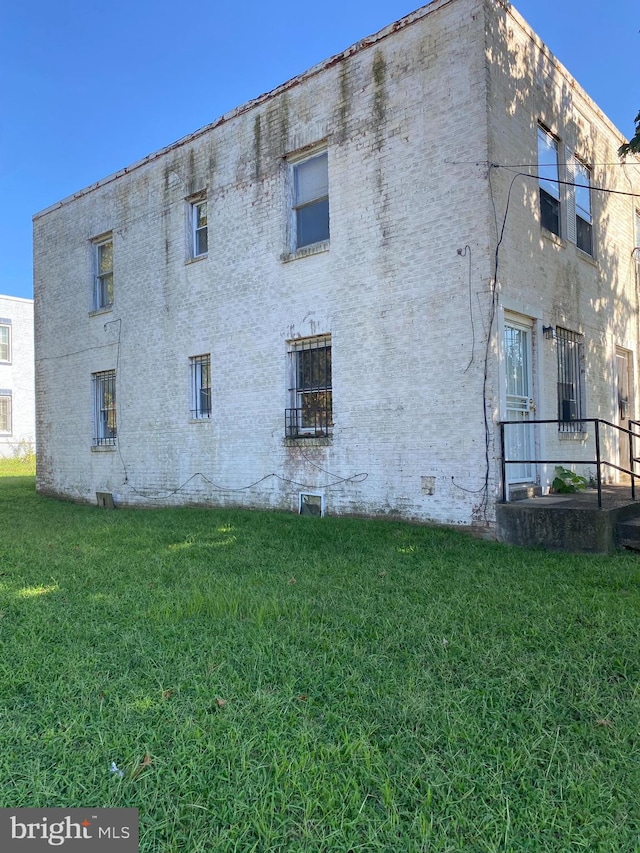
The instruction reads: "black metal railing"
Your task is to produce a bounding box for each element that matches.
[285,407,332,438]
[499,418,640,508]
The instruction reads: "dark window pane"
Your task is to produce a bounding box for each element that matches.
[195,227,208,256]
[576,216,592,255]
[540,189,560,236]
[296,198,329,248]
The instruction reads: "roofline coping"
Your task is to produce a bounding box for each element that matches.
[34,0,454,220]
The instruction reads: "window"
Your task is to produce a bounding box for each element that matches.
[292,151,329,249]
[0,393,11,434]
[556,327,585,432]
[575,160,593,255]
[286,335,332,437]
[93,370,116,445]
[191,200,208,258]
[635,210,640,273]
[190,354,211,419]
[94,236,113,310]
[0,323,10,362]
[538,127,561,237]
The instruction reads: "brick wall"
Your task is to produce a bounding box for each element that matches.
[33,0,640,527]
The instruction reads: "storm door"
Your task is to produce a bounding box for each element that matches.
[504,319,535,483]
[615,348,634,478]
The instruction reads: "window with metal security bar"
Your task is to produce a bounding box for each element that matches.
[93,370,116,445]
[286,335,332,437]
[190,354,211,419]
[0,394,11,433]
[93,236,113,310]
[556,327,585,432]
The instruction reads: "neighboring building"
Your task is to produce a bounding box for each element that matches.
[0,295,35,459]
[33,0,640,532]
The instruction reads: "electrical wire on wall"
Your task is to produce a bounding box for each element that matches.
[477,164,640,523]
[98,319,368,502]
[457,245,476,374]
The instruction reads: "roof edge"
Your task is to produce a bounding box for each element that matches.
[34,0,456,220]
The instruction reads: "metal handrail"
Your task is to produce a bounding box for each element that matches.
[498,417,640,508]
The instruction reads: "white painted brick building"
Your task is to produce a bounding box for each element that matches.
[33,0,640,531]
[0,295,35,458]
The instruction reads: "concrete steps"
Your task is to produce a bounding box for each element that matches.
[616,517,640,551]
[496,486,640,553]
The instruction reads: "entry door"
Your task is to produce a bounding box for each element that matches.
[615,348,634,476]
[504,320,534,483]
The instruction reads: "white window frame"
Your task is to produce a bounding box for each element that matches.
[93,370,117,446]
[574,159,593,256]
[93,235,114,311]
[0,393,12,434]
[190,354,211,419]
[537,126,561,238]
[0,323,11,363]
[290,149,329,251]
[286,335,332,437]
[190,198,208,259]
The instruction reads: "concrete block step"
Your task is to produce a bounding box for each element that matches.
[616,517,640,551]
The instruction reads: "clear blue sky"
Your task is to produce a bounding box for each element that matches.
[0,0,637,300]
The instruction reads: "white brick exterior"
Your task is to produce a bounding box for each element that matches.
[0,295,35,458]
[33,0,640,530]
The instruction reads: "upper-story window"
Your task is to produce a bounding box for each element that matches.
[0,323,11,362]
[191,199,208,258]
[538,126,561,237]
[292,151,329,250]
[93,236,113,310]
[575,160,593,256]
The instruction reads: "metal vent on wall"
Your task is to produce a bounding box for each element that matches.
[299,492,325,517]
[96,491,115,509]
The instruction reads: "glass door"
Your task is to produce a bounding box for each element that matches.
[504,320,534,483]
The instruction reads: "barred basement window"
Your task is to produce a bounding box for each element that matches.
[93,370,116,445]
[190,354,211,419]
[556,328,585,432]
[286,335,332,437]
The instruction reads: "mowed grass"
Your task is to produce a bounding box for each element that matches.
[1,463,640,851]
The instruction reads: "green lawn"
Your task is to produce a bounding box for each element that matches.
[1,463,639,851]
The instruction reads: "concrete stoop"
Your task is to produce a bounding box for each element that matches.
[496,487,640,553]
[616,517,640,551]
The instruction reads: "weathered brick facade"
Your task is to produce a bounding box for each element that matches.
[0,295,35,458]
[33,0,640,529]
